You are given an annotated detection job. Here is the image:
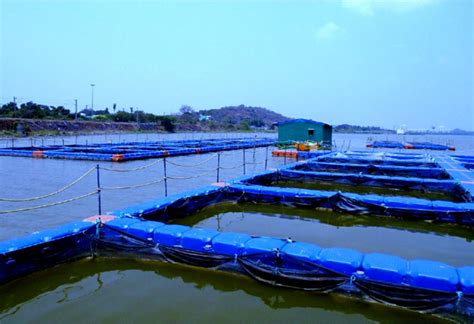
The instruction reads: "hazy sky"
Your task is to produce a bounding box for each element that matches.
[1,0,473,130]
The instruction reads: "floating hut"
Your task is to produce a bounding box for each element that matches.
[276,119,332,144]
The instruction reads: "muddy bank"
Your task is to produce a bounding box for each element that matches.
[0,118,168,136]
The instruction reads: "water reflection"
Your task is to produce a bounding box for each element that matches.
[171,203,474,266]
[0,258,453,323]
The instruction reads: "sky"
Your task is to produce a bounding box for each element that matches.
[1,0,473,130]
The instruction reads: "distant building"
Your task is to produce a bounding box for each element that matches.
[276,119,332,144]
[396,124,407,135]
[79,108,95,118]
[199,114,212,121]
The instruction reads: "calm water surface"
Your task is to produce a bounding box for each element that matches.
[0,132,473,323]
[268,180,461,201]
[172,203,474,267]
[0,258,452,324]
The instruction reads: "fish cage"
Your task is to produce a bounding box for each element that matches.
[0,138,275,162]
[1,150,473,321]
[366,140,455,151]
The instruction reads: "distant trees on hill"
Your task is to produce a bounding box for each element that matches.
[5,101,465,134]
[0,101,177,132]
[0,102,283,131]
[0,101,71,119]
[0,101,305,133]
[334,124,395,134]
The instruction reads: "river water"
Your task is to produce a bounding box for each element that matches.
[0,132,473,323]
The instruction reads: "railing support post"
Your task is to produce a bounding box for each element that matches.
[243,149,246,175]
[96,164,102,215]
[217,152,221,182]
[264,146,268,170]
[163,157,168,197]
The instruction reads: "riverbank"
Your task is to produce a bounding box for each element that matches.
[0,118,171,137]
[0,118,278,137]
[1,118,472,139]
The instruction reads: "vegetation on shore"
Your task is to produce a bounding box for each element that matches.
[334,124,395,134]
[1,101,471,136]
[0,101,288,134]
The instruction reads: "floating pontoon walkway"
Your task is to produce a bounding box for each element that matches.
[434,154,474,201]
[367,140,455,151]
[0,138,275,162]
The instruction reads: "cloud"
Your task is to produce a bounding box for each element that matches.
[341,0,374,15]
[315,22,345,39]
[341,0,437,15]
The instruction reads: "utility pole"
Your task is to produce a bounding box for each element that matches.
[90,84,95,110]
[74,99,78,120]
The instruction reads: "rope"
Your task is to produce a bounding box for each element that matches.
[101,178,165,190]
[220,151,243,157]
[166,153,218,167]
[100,159,162,172]
[245,161,263,165]
[0,191,98,214]
[0,167,96,202]
[219,163,244,170]
[166,169,216,180]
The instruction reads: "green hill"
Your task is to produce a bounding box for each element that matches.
[197,104,290,130]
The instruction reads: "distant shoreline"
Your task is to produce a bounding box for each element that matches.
[334,131,474,136]
[0,118,277,139]
[0,118,472,138]
[0,117,274,138]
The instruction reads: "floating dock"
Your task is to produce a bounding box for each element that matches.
[0,138,276,162]
[367,140,455,151]
[1,150,474,320]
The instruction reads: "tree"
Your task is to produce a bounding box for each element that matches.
[240,120,250,131]
[114,111,133,122]
[51,106,71,119]
[113,103,117,113]
[162,116,176,132]
[179,105,194,115]
[250,119,265,127]
[16,102,48,119]
[0,102,18,116]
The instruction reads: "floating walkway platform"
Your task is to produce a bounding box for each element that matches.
[367,140,455,151]
[1,150,474,320]
[0,138,275,162]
